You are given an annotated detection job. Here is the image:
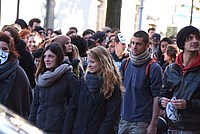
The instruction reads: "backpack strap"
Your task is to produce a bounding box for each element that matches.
[121,57,130,79]
[143,59,156,96]
[122,57,156,78]
[146,59,156,76]
[123,57,130,72]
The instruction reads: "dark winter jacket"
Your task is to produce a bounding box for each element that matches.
[16,39,36,88]
[29,70,78,134]
[0,60,32,119]
[159,62,200,131]
[63,73,122,134]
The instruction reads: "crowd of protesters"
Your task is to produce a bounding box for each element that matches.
[0,17,200,134]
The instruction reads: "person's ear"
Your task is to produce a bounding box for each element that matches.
[146,43,150,49]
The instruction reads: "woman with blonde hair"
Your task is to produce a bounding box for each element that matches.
[63,46,123,134]
[71,44,84,78]
[27,31,43,56]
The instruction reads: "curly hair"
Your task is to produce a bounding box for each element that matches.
[86,46,124,98]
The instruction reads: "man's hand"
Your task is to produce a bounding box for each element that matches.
[160,97,171,108]
[171,99,187,109]
[147,123,157,134]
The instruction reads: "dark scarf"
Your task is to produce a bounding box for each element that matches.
[176,52,200,75]
[130,48,151,66]
[85,72,103,93]
[36,64,72,87]
[0,60,18,105]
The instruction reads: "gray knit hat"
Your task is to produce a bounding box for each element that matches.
[176,25,200,50]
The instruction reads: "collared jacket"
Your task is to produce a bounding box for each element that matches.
[159,63,200,131]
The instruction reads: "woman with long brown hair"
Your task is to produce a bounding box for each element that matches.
[29,43,78,133]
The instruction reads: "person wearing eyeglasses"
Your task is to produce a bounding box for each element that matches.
[158,25,200,133]
[33,26,47,43]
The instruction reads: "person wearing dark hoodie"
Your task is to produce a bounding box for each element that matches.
[158,25,200,133]
[2,25,36,88]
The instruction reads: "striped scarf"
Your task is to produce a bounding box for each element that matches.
[130,48,151,66]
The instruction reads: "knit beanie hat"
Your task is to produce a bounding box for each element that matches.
[176,25,200,50]
[52,35,71,46]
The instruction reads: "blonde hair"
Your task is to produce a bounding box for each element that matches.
[86,46,124,98]
[72,44,84,78]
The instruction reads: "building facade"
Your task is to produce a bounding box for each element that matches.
[1,0,200,40]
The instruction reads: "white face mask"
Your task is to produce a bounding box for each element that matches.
[0,50,9,65]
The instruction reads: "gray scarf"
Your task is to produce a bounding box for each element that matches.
[130,48,151,66]
[36,64,72,87]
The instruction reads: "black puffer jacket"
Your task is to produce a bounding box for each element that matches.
[159,63,200,131]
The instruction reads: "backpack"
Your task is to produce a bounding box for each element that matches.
[122,57,156,77]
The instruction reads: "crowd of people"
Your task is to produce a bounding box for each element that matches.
[0,17,200,134]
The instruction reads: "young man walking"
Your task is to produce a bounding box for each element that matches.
[159,25,200,133]
[119,30,163,134]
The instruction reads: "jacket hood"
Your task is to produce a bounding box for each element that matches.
[176,52,200,75]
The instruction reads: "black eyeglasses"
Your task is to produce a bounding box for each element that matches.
[39,31,45,35]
